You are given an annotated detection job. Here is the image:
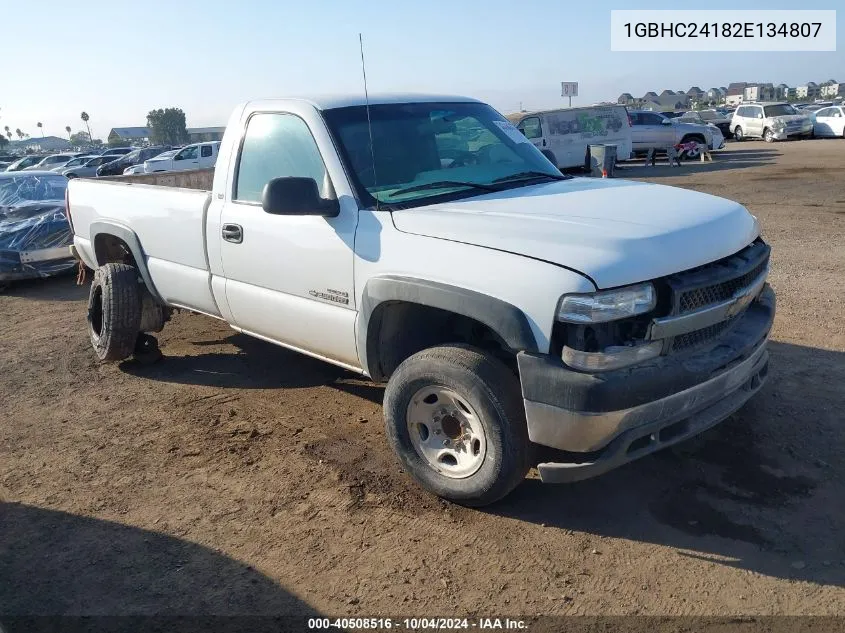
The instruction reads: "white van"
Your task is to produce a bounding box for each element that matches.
[514,106,633,170]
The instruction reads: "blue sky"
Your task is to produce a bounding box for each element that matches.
[2,0,841,140]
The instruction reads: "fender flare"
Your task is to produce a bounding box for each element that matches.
[89,221,164,304]
[357,275,539,380]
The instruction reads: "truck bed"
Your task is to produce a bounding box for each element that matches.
[69,177,220,316]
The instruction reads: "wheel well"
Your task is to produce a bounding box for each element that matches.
[93,233,136,267]
[681,134,706,144]
[367,301,516,382]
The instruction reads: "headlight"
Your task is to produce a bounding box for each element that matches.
[557,283,656,323]
[773,120,786,130]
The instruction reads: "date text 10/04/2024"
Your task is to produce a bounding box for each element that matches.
[308,618,528,630]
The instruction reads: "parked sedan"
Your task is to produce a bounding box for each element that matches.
[0,171,75,285]
[96,146,170,177]
[51,155,97,172]
[61,155,121,179]
[23,154,78,172]
[6,155,47,172]
[812,106,845,138]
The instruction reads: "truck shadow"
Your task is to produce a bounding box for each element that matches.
[487,340,845,588]
[0,502,321,623]
[120,333,384,405]
[618,147,779,177]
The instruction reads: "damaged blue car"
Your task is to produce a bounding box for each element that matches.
[0,171,75,287]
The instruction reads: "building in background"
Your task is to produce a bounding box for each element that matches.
[186,127,226,143]
[725,82,748,106]
[796,82,820,100]
[7,136,72,153]
[744,83,775,102]
[820,82,844,99]
[108,127,150,145]
[707,87,726,103]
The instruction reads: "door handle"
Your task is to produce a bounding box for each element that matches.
[542,139,547,147]
[222,223,243,244]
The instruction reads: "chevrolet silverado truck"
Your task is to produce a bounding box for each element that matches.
[67,94,774,506]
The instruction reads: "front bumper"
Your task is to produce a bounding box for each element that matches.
[518,285,774,483]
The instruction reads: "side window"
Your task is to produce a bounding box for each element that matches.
[201,145,213,158]
[234,112,328,204]
[642,113,664,125]
[754,107,764,119]
[736,107,747,118]
[177,146,198,160]
[518,117,542,139]
[817,108,833,117]
[628,112,641,126]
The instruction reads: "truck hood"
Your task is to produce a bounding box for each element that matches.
[390,178,759,289]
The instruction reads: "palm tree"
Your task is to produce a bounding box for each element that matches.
[15,128,22,140]
[65,125,72,140]
[80,111,92,142]
[37,122,44,137]
[3,125,8,138]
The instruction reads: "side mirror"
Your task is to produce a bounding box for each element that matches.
[261,177,339,217]
[661,119,672,125]
[757,113,764,119]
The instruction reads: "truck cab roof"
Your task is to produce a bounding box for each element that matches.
[242,93,482,112]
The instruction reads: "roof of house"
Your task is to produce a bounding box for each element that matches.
[643,91,658,98]
[659,89,676,96]
[618,93,633,99]
[803,82,818,87]
[687,87,703,94]
[109,127,150,139]
[187,127,226,134]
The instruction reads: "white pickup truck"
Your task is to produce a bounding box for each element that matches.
[67,94,774,506]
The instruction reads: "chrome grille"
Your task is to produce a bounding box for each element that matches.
[679,257,768,313]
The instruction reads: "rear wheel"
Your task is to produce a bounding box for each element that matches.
[88,263,141,361]
[383,344,532,506]
[733,126,744,141]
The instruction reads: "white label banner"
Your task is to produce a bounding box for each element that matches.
[610,10,836,51]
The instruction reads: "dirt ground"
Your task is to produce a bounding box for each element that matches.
[2,139,844,621]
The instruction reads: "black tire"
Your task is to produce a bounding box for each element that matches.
[763,127,774,143]
[733,126,744,141]
[383,344,532,507]
[65,173,77,179]
[88,263,142,361]
[680,135,706,159]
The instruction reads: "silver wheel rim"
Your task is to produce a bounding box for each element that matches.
[765,129,773,142]
[406,385,487,479]
[686,144,701,158]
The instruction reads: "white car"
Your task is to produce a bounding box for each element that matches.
[143,142,219,173]
[731,102,813,142]
[812,105,845,138]
[51,156,97,172]
[23,154,79,172]
[68,94,774,506]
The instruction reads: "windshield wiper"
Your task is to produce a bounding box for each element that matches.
[492,171,569,183]
[389,180,500,198]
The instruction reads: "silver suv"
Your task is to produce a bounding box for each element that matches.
[731,102,813,142]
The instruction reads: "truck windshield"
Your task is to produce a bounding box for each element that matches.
[322,102,565,209]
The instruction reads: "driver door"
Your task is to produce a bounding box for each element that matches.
[172,145,199,171]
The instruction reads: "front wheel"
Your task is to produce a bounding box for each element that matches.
[763,127,775,143]
[383,345,532,506]
[733,126,744,141]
